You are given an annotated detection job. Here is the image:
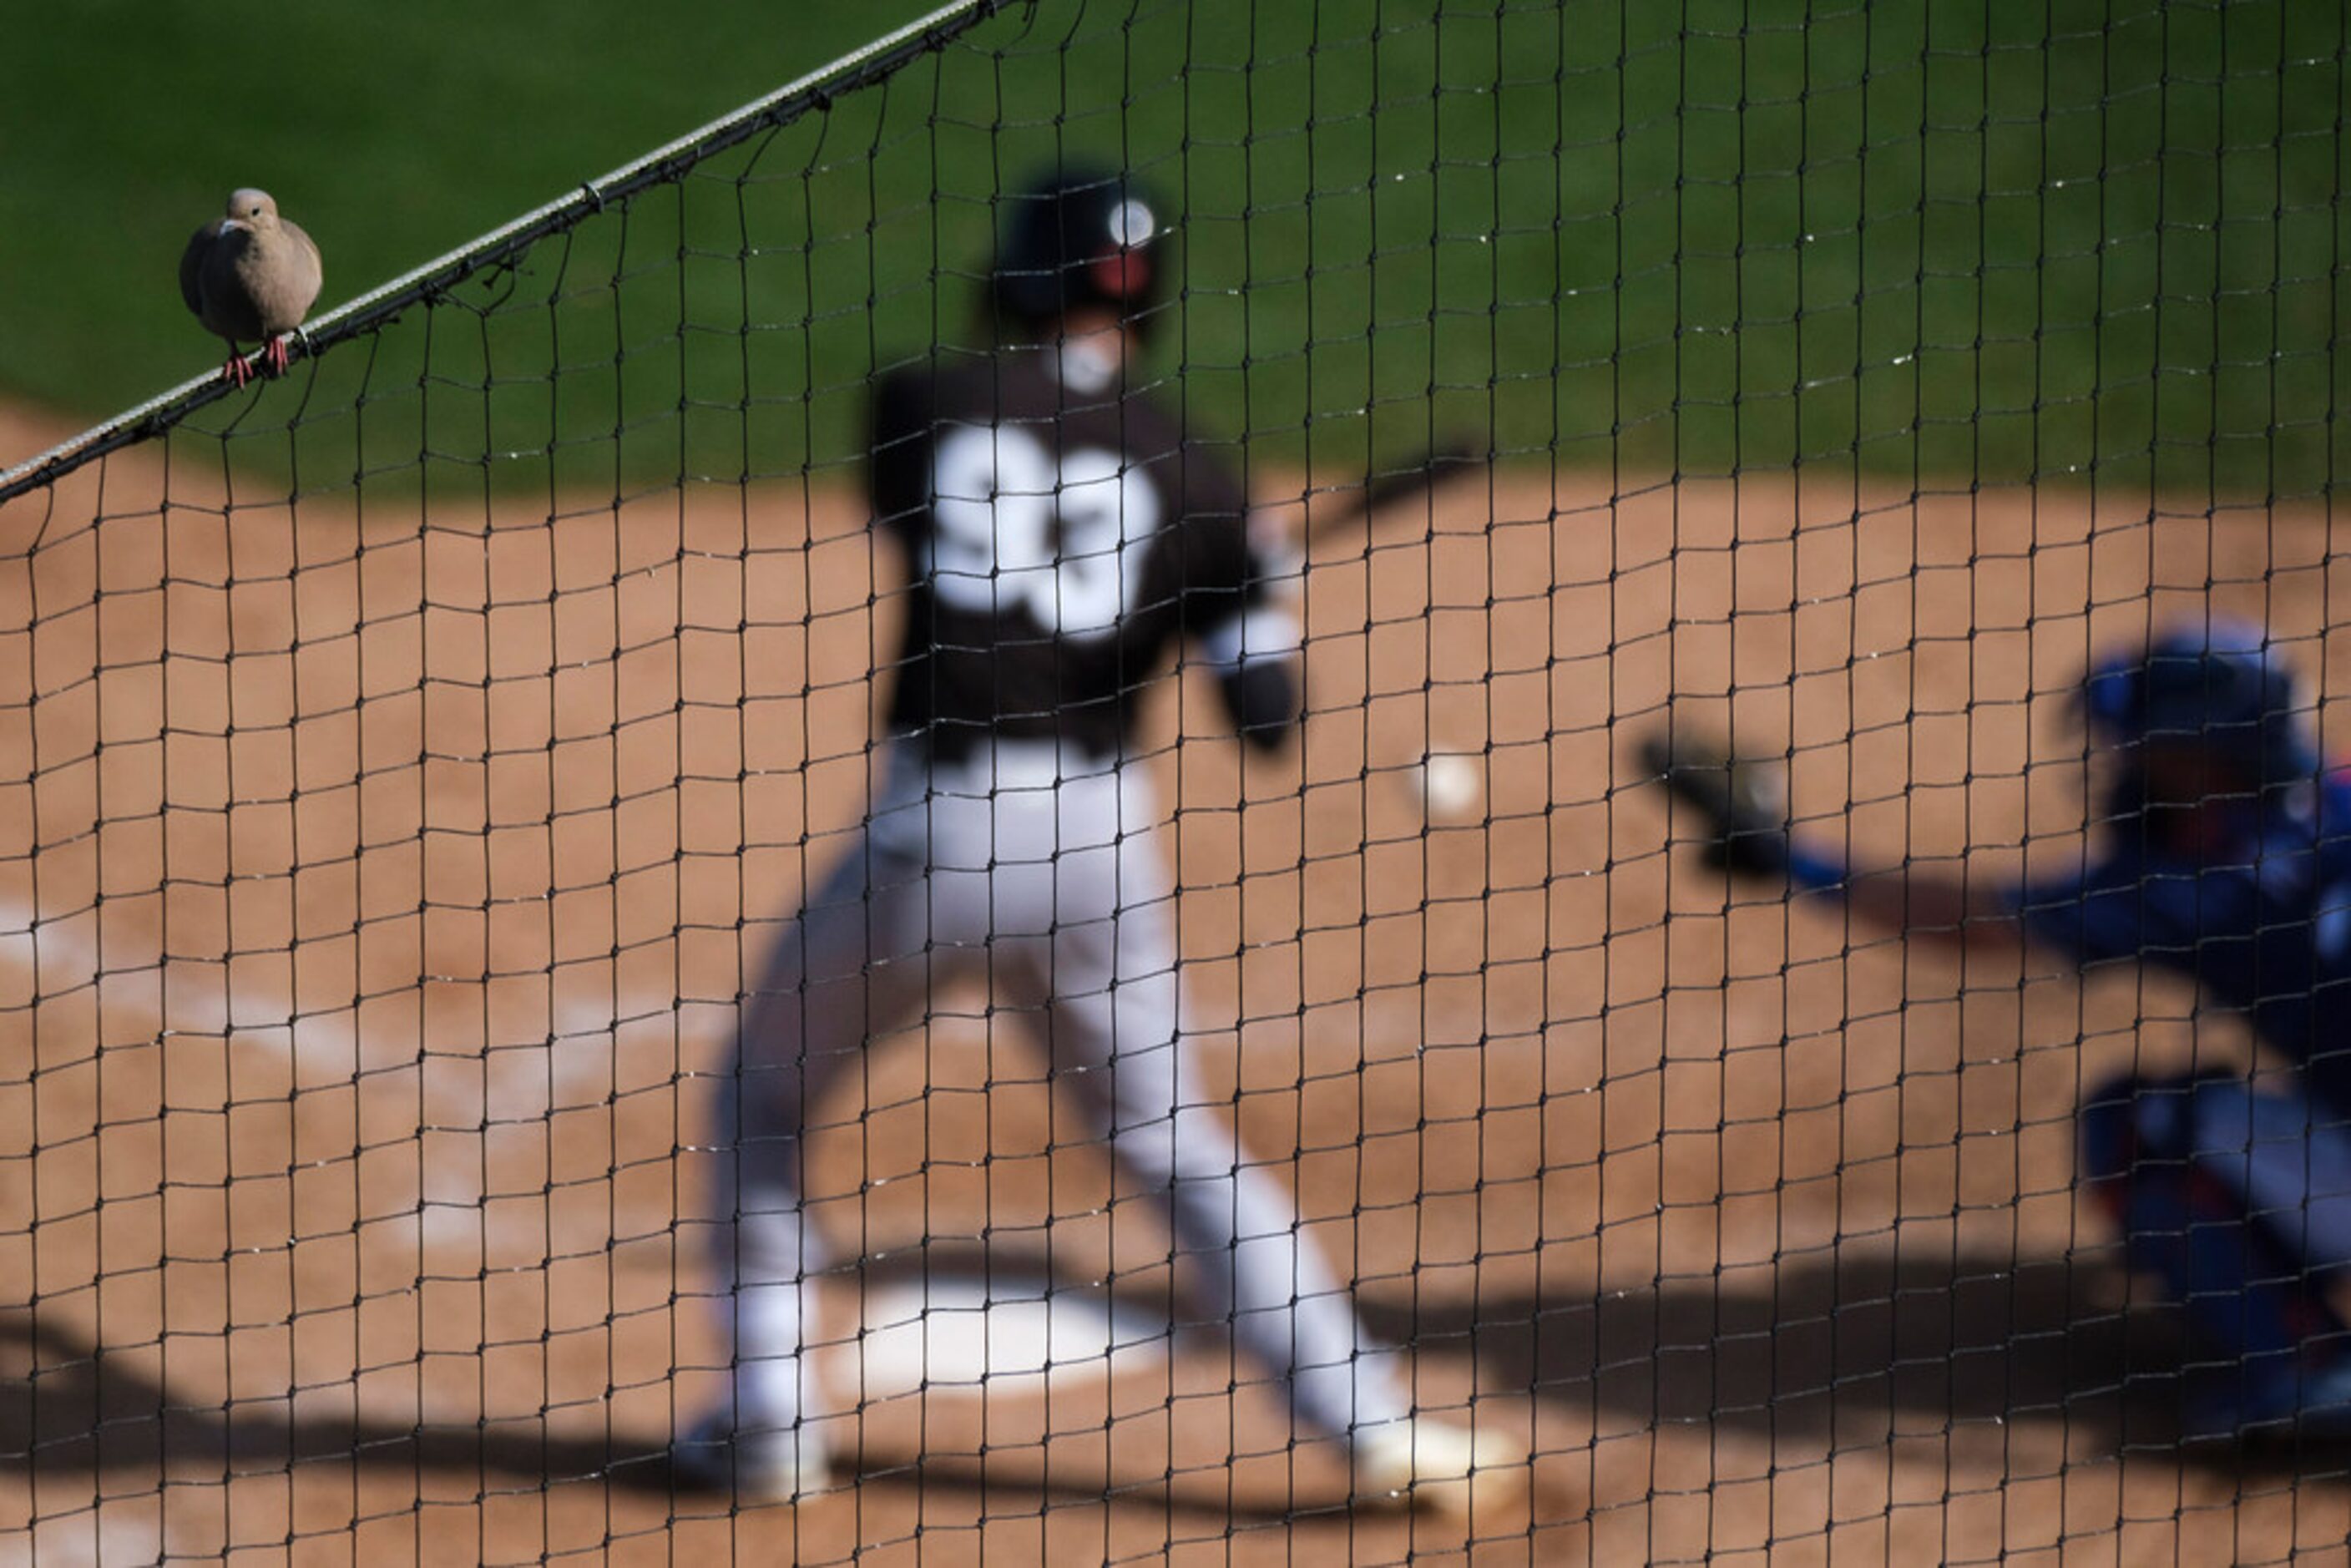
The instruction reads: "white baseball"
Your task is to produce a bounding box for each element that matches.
[1417,751,1484,818]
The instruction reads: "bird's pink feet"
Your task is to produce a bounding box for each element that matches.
[263,336,292,377]
[221,353,254,388]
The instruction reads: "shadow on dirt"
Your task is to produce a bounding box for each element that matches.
[0,1310,675,1492]
[1362,1240,2351,1475]
[5,1238,2337,1493]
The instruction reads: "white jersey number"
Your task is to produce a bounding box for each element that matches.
[928,424,1158,641]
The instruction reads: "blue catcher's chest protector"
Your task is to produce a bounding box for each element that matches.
[2021,772,2351,1115]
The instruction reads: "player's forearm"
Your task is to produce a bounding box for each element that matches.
[1641,731,2025,951]
[1200,602,1303,751]
[1799,842,2025,952]
[1833,860,2021,959]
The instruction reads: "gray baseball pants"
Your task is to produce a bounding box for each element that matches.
[700,736,1411,1444]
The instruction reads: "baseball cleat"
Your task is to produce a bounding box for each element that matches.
[673,1411,834,1505]
[1350,1416,1527,1514]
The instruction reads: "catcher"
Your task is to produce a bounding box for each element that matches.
[1642,617,2351,1441]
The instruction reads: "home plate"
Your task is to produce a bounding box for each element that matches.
[813,1257,1181,1477]
[838,1263,1170,1397]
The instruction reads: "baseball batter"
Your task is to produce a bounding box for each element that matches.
[678,169,1521,1509]
[1644,618,2351,1442]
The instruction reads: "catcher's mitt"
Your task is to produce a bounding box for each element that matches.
[1634,728,1794,879]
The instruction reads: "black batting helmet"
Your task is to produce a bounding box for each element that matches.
[992,165,1166,335]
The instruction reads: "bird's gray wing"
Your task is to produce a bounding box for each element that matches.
[279,218,323,313]
[179,221,222,318]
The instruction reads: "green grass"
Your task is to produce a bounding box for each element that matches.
[13,0,2351,499]
[3,0,941,433]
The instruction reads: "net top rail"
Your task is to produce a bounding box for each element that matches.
[0,0,1014,509]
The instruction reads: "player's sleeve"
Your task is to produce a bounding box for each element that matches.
[867,366,934,535]
[1176,444,1302,751]
[2008,845,2203,967]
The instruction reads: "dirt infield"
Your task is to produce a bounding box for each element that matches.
[6,396,2351,1564]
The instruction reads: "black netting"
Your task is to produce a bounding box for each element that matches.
[7,1,2351,1561]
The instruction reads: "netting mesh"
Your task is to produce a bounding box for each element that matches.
[8,0,2351,1561]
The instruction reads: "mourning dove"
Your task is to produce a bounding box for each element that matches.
[179,188,322,387]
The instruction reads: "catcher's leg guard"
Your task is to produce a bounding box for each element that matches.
[2081,1070,2351,1434]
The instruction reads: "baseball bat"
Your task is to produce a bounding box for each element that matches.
[1277,436,1490,822]
[1302,437,1486,544]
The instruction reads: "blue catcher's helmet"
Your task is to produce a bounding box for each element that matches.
[992,165,1165,336]
[2079,618,2318,789]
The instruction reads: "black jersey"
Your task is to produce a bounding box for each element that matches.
[869,346,1263,760]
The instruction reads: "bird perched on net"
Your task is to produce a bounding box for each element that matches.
[179,189,321,387]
